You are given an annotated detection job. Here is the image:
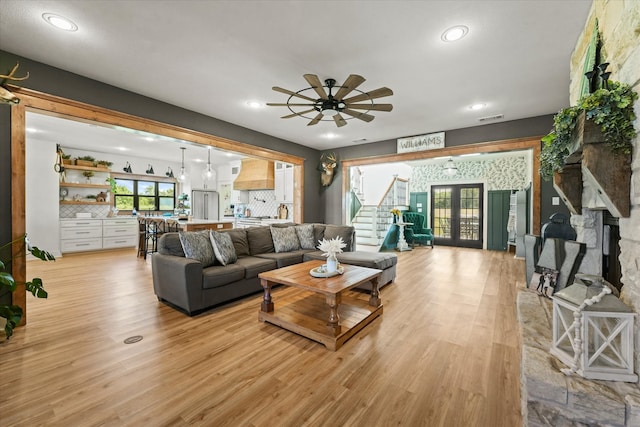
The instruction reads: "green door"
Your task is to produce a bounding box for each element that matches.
[487,190,511,251]
[409,192,429,219]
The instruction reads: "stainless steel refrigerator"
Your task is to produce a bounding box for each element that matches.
[191,190,219,220]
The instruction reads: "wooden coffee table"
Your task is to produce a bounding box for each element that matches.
[258,260,383,351]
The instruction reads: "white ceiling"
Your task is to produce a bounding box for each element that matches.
[1,0,591,153]
[25,111,246,167]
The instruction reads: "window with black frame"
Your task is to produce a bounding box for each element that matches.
[113,178,175,212]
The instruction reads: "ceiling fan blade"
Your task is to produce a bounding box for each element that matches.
[307,112,324,126]
[341,109,375,122]
[343,87,394,104]
[333,113,347,127]
[303,74,328,99]
[281,109,315,119]
[345,103,393,112]
[333,74,366,101]
[272,86,317,102]
[267,103,316,107]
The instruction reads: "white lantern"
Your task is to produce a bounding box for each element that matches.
[551,275,637,382]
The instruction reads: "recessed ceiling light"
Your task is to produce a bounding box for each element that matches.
[26,127,38,133]
[144,137,155,142]
[42,13,78,32]
[469,103,486,110]
[441,25,468,42]
[323,133,339,139]
[246,101,263,109]
[116,147,129,151]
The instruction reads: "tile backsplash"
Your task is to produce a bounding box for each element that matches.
[246,190,292,219]
[60,204,110,218]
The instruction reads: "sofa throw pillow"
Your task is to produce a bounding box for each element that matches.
[210,231,238,266]
[271,226,301,253]
[247,226,275,255]
[178,231,217,267]
[295,224,316,249]
[323,224,354,251]
[223,228,250,256]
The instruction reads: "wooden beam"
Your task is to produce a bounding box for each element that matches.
[10,102,26,324]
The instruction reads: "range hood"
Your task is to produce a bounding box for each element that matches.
[233,158,275,190]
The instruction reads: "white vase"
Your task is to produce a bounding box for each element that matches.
[326,255,338,273]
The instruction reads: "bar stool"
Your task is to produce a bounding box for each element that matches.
[137,217,147,258]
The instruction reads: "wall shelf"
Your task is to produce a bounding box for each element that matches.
[60,200,110,205]
[63,164,111,172]
[61,183,110,189]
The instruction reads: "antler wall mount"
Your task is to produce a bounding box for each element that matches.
[0,62,29,104]
[267,74,393,127]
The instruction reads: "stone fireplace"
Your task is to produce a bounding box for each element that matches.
[519,2,640,425]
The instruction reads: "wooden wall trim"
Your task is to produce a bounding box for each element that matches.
[341,136,542,234]
[11,103,27,324]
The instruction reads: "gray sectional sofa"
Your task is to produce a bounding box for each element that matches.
[152,223,397,315]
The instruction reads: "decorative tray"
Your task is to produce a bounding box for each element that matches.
[310,265,344,278]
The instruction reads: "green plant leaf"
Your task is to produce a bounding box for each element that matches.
[25,278,48,299]
[0,272,16,290]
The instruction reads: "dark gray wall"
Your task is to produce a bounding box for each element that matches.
[324,115,569,229]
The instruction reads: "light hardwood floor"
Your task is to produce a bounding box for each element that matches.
[1,246,524,426]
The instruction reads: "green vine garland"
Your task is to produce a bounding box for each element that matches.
[540,81,638,180]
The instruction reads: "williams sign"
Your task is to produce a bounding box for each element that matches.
[397,132,445,153]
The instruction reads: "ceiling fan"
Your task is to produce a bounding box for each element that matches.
[267,74,393,127]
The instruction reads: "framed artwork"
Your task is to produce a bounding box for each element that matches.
[529,268,559,298]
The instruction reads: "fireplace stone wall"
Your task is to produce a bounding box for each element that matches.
[569,0,640,382]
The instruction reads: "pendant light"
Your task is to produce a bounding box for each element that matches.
[177,147,188,182]
[444,157,458,176]
[201,146,216,188]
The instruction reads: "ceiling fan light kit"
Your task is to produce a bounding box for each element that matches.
[267,74,393,127]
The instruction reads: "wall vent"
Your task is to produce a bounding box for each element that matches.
[478,114,504,122]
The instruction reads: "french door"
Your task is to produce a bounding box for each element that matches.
[431,184,483,248]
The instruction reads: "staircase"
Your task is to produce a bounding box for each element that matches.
[352,176,408,247]
[353,206,393,246]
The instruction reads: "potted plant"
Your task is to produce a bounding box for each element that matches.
[61,153,75,165]
[82,170,95,183]
[76,155,96,167]
[106,177,117,193]
[96,160,113,169]
[317,236,346,273]
[0,235,53,339]
[540,80,637,181]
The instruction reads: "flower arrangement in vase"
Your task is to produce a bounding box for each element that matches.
[390,208,402,223]
[317,236,346,273]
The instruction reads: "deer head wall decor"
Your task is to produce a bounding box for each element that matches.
[0,63,29,104]
[319,152,338,187]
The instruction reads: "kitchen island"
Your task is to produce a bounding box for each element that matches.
[178,219,234,232]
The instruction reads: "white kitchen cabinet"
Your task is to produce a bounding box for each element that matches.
[228,160,249,203]
[274,162,294,202]
[60,217,138,253]
[231,189,249,204]
[102,218,138,249]
[60,219,103,253]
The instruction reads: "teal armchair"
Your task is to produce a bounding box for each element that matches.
[402,212,434,248]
